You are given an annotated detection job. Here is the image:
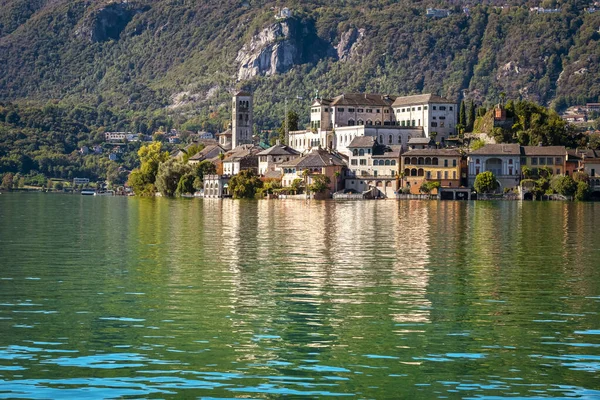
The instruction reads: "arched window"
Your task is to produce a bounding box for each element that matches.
[373,160,379,166]
[418,157,424,165]
[348,119,355,126]
[353,149,358,156]
[418,168,424,177]
[379,135,383,143]
[359,149,365,156]
[411,157,418,165]
[425,157,431,165]
[385,160,391,166]
[432,157,438,165]
[405,157,411,165]
[411,168,418,176]
[388,135,393,144]
[405,168,411,176]
[375,121,381,126]
[358,119,364,125]
[391,160,396,166]
[367,120,373,125]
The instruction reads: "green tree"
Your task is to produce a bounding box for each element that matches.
[127,142,169,196]
[308,174,331,193]
[419,181,440,194]
[459,100,467,127]
[550,175,577,197]
[277,110,299,144]
[155,159,192,197]
[474,171,499,193]
[53,181,64,191]
[228,169,263,199]
[470,138,485,151]
[176,173,196,196]
[182,143,204,163]
[1,173,14,190]
[467,100,476,132]
[575,181,590,201]
[193,160,217,182]
[290,178,303,194]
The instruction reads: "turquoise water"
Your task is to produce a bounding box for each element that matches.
[0,193,599,399]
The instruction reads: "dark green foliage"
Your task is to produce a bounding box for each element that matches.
[575,181,590,201]
[308,174,331,193]
[176,173,195,196]
[276,111,300,145]
[155,158,191,197]
[474,171,499,193]
[551,175,577,197]
[459,101,467,127]
[228,169,263,199]
[193,160,217,183]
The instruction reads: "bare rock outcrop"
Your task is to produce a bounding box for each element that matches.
[335,28,365,61]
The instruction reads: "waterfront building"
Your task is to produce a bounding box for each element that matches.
[203,174,230,198]
[257,142,301,176]
[280,148,347,196]
[402,148,463,194]
[467,144,522,189]
[520,146,567,176]
[391,94,457,141]
[344,136,401,198]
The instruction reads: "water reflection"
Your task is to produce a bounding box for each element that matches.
[0,194,599,399]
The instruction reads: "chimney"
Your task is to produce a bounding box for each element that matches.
[276,139,281,146]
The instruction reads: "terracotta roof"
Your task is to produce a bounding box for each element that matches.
[469,144,521,156]
[280,148,347,168]
[403,148,462,157]
[348,136,377,148]
[391,93,456,107]
[257,144,301,156]
[330,93,396,107]
[521,146,566,156]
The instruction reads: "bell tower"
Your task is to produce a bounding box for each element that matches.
[232,91,253,148]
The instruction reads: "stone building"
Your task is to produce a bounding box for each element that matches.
[402,148,463,194]
[257,142,301,176]
[344,136,401,198]
[222,144,262,176]
[391,94,457,141]
[232,91,253,148]
[203,174,230,198]
[467,144,522,189]
[280,148,347,196]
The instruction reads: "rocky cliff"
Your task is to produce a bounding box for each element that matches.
[236,17,334,81]
[75,2,148,43]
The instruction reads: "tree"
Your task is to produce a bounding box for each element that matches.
[308,174,331,193]
[1,173,14,190]
[419,181,440,194]
[53,181,64,191]
[290,178,303,194]
[575,181,590,201]
[228,169,263,199]
[277,110,299,144]
[193,160,217,182]
[127,142,169,196]
[589,133,600,150]
[333,171,341,193]
[155,159,192,197]
[176,173,196,195]
[182,143,204,163]
[471,138,485,151]
[467,100,476,132]
[551,175,577,197]
[459,100,467,127]
[573,171,589,183]
[474,171,499,193]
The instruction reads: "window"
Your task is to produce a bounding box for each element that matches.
[449,106,453,111]
[431,122,438,127]
[476,159,480,164]
[358,119,364,125]
[531,157,538,165]
[453,171,456,179]
[405,157,411,165]
[412,107,416,111]
[359,159,367,165]
[324,108,329,112]
[439,106,446,111]
[359,149,365,156]
[424,106,428,110]
[353,149,358,156]
[373,160,379,166]
[338,108,344,112]
[426,171,431,179]
[539,157,546,165]
[509,159,513,165]
[412,120,416,126]
[366,109,372,113]
[377,109,380,113]
[476,167,480,174]
[388,135,392,144]
[547,157,553,165]
[391,160,396,166]
[437,171,441,179]
[555,157,562,165]
[444,159,448,167]
[444,171,448,179]
[351,159,357,165]
[418,107,421,111]
[439,116,446,120]
[348,108,355,112]
[433,106,437,110]
[452,159,457,167]
[385,160,391,166]
[348,119,355,126]
[367,120,373,125]
[556,169,560,175]
[357,108,364,113]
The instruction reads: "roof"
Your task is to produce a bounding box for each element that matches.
[348,136,376,148]
[372,145,402,158]
[189,144,224,161]
[264,170,283,179]
[391,93,456,107]
[521,146,566,156]
[257,144,301,156]
[469,144,521,156]
[330,93,396,107]
[234,90,252,97]
[408,137,433,145]
[403,148,462,157]
[312,98,332,106]
[216,129,232,137]
[280,148,347,168]
[222,144,261,162]
[568,149,600,160]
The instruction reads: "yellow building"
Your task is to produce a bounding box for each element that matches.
[521,146,566,176]
[402,149,462,194]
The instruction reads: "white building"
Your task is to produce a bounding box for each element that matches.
[467,144,522,189]
[391,94,457,141]
[257,143,301,176]
[105,132,131,141]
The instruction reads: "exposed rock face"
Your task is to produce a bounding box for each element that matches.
[335,28,365,61]
[76,2,148,43]
[236,17,333,81]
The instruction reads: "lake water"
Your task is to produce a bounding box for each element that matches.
[0,193,599,399]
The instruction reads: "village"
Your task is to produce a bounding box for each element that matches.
[139,90,600,201]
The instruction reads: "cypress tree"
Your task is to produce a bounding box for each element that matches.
[459,100,467,127]
[467,100,475,131]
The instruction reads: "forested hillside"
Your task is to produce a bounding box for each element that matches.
[1,0,599,129]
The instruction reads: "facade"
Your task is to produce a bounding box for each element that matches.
[391,94,457,141]
[217,128,233,150]
[288,92,455,156]
[232,91,253,148]
[105,132,130,141]
[222,144,261,175]
[426,8,451,17]
[73,178,90,185]
[257,143,301,176]
[468,144,522,189]
[279,148,347,195]
[344,136,401,198]
[402,149,463,194]
[520,146,566,176]
[203,174,230,198]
